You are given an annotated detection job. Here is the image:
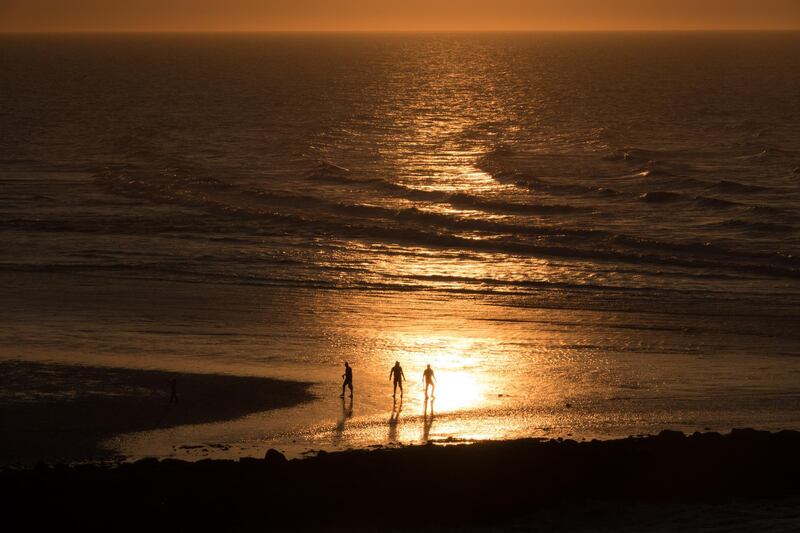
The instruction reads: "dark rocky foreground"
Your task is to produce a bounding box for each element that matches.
[2,429,800,531]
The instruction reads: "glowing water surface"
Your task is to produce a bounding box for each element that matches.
[2,33,800,462]
[97,281,800,461]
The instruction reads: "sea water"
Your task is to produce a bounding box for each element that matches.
[2,32,800,459]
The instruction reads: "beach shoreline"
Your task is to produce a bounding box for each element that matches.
[2,429,799,531]
[0,360,315,466]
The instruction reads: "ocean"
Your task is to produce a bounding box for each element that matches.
[2,32,800,460]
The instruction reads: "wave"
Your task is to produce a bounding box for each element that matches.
[637,159,694,177]
[10,211,800,281]
[640,191,682,203]
[631,171,709,189]
[446,193,584,214]
[746,205,786,216]
[311,171,428,196]
[94,170,594,236]
[0,158,40,166]
[735,146,798,162]
[346,226,800,279]
[6,246,800,300]
[304,160,351,180]
[711,180,769,194]
[306,163,586,214]
[639,190,748,210]
[633,173,774,195]
[715,219,795,234]
[0,261,676,298]
[292,218,800,279]
[481,146,788,206]
[602,148,698,165]
[478,147,610,193]
[693,196,741,209]
[88,169,800,280]
[486,169,622,197]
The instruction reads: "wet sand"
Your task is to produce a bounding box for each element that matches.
[2,429,800,531]
[0,360,315,466]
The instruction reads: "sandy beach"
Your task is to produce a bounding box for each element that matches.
[0,360,314,465]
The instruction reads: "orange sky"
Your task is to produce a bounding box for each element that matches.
[2,0,799,32]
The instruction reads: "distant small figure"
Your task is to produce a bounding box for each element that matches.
[389,361,406,398]
[169,378,179,404]
[422,364,436,398]
[340,362,353,398]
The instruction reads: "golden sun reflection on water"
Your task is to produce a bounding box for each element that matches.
[385,333,497,413]
[106,283,800,465]
[433,371,484,412]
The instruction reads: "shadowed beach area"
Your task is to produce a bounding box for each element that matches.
[2,430,800,531]
[0,360,315,466]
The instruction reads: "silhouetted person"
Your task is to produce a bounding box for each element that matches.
[389,361,406,398]
[340,362,353,398]
[423,364,436,398]
[169,378,179,404]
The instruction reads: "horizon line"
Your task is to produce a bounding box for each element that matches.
[3,28,800,35]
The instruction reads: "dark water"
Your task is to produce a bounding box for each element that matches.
[2,33,800,459]
[3,33,800,291]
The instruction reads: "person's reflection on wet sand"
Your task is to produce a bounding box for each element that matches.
[333,395,353,444]
[422,397,434,443]
[388,396,402,442]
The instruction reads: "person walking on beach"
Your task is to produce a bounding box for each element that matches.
[389,361,406,398]
[423,364,436,398]
[340,362,353,398]
[169,378,179,404]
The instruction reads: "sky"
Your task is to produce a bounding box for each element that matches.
[2,0,800,32]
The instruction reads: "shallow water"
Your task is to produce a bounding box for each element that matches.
[2,32,800,460]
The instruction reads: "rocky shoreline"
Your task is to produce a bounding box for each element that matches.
[3,429,800,531]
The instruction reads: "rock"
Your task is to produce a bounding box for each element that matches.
[264,449,287,465]
[730,427,770,444]
[657,429,685,442]
[4,430,800,530]
[691,431,724,445]
[161,458,189,469]
[133,457,160,468]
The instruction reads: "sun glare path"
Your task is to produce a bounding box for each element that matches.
[385,333,493,412]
